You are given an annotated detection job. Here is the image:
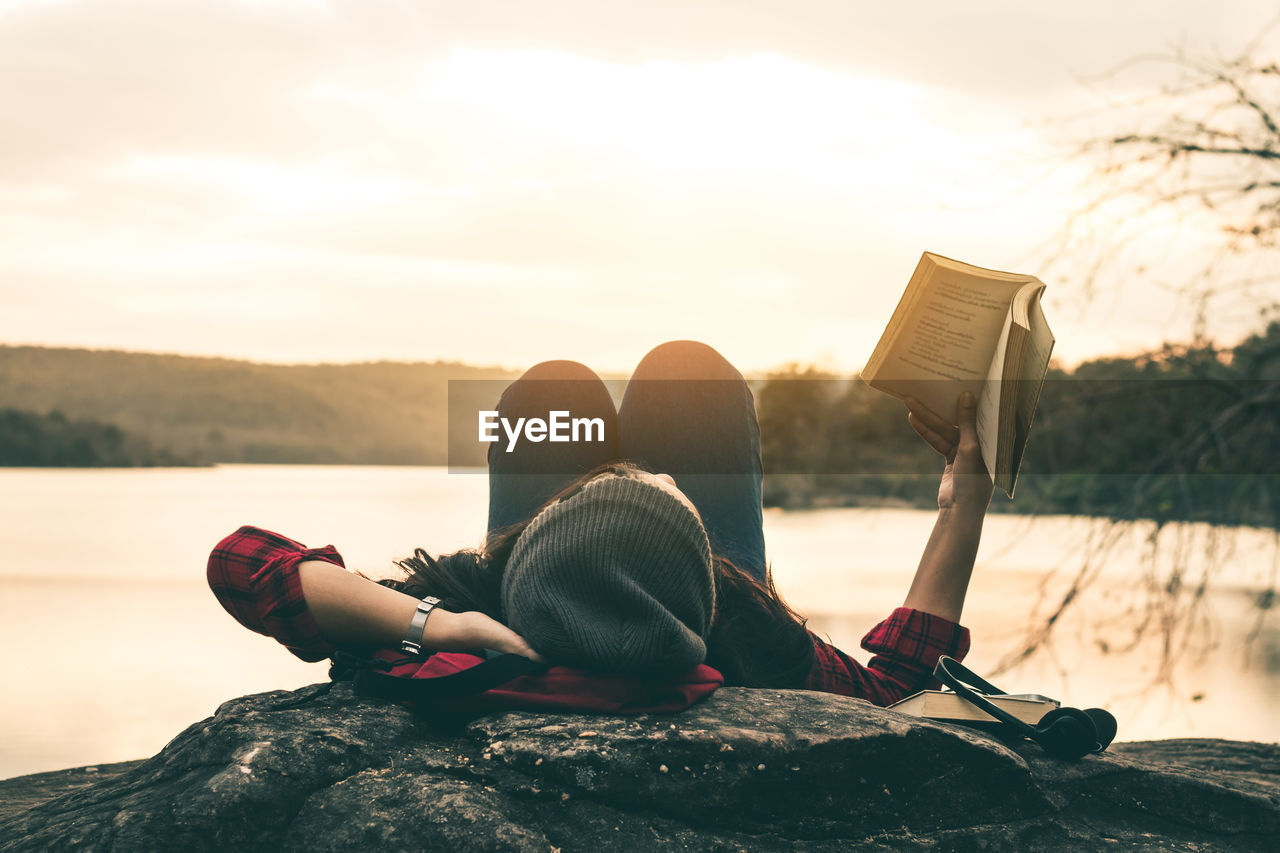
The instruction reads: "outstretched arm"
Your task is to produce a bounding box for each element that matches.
[803,392,987,704]
[900,391,994,623]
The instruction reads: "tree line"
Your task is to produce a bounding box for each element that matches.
[4,327,1276,528]
[0,346,517,466]
[0,408,198,467]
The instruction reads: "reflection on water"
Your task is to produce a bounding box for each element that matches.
[0,466,1276,779]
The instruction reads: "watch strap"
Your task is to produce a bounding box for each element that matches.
[400,595,443,656]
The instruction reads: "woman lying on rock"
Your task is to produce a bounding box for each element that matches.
[208,340,993,711]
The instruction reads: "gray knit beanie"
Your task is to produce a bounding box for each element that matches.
[500,474,715,675]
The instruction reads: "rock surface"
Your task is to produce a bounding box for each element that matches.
[1,682,1276,851]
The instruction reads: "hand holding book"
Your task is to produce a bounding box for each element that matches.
[872,254,1047,623]
[905,391,994,512]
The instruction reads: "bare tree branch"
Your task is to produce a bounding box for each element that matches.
[1004,39,1280,695]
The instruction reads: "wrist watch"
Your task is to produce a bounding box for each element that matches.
[400,595,442,656]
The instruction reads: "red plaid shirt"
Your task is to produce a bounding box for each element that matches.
[208,525,970,706]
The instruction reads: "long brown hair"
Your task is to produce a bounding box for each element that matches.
[375,462,815,688]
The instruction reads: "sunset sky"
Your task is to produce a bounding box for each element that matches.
[2,0,1277,375]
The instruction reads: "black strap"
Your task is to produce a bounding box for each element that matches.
[933,655,1034,738]
[934,655,1008,697]
[347,651,550,704]
[932,656,1113,758]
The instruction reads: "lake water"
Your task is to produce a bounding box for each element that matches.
[1,465,1277,780]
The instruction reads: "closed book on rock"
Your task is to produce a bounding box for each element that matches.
[888,690,1059,727]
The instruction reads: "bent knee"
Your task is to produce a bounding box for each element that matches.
[517,360,603,383]
[633,340,742,380]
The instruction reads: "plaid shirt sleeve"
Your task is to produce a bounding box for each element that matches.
[206,525,346,663]
[804,607,971,706]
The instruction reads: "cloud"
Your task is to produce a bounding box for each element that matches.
[1,0,1277,370]
[6,0,1273,182]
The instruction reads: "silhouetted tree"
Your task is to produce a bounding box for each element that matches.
[1014,35,1280,686]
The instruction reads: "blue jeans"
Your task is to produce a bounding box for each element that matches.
[485,340,767,583]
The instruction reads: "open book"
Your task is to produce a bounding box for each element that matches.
[861,252,1055,497]
[888,690,1059,727]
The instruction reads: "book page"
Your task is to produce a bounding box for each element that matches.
[1019,289,1054,385]
[1009,290,1054,481]
[861,254,937,379]
[975,311,1011,485]
[876,272,1019,420]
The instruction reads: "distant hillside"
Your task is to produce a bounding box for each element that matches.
[0,347,521,465]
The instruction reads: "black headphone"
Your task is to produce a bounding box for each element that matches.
[933,656,1117,760]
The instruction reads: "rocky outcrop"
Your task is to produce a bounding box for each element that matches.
[1,682,1276,851]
